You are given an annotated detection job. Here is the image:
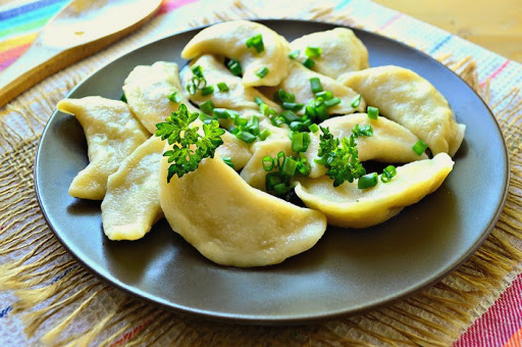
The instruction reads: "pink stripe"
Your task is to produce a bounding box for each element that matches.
[0,43,30,71]
[480,59,511,86]
[378,13,403,31]
[455,273,522,347]
[158,0,198,15]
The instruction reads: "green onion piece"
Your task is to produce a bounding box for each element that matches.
[274,89,295,103]
[199,100,215,114]
[367,106,379,119]
[281,157,298,177]
[305,46,322,59]
[259,129,271,141]
[266,172,283,187]
[315,104,328,120]
[191,65,204,78]
[246,34,264,53]
[358,172,378,189]
[234,116,248,127]
[305,105,317,118]
[289,121,308,132]
[303,58,315,69]
[223,157,235,169]
[217,82,229,92]
[281,110,300,122]
[309,123,319,133]
[213,108,232,119]
[200,85,214,96]
[168,91,182,103]
[276,151,286,168]
[324,97,341,108]
[273,182,290,195]
[412,140,428,155]
[315,90,333,100]
[282,102,304,112]
[271,116,286,127]
[262,156,274,171]
[296,156,311,176]
[292,132,311,152]
[352,124,373,137]
[256,67,269,78]
[309,77,323,94]
[351,94,362,108]
[288,50,300,59]
[246,116,260,135]
[235,130,257,143]
[120,93,127,103]
[198,113,214,123]
[226,59,242,76]
[381,165,397,183]
[254,96,264,106]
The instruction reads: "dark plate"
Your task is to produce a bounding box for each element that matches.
[35,20,508,324]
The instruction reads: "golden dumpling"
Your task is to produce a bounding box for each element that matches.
[159,157,327,267]
[181,20,290,87]
[340,66,465,156]
[57,97,148,200]
[101,136,164,240]
[215,131,253,170]
[290,28,369,78]
[295,153,454,228]
[304,114,428,178]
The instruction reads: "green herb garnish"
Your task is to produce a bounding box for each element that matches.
[226,59,242,76]
[168,91,182,103]
[358,172,378,189]
[367,106,379,119]
[217,82,229,92]
[246,34,264,53]
[303,58,315,69]
[256,67,269,78]
[223,157,235,169]
[412,140,428,155]
[288,50,300,60]
[381,165,397,183]
[305,46,322,59]
[351,95,361,108]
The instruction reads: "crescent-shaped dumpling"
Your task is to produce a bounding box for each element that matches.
[279,61,365,115]
[57,97,148,200]
[339,66,465,156]
[181,20,290,87]
[295,153,454,228]
[101,136,164,240]
[159,157,327,267]
[123,61,189,134]
[240,138,292,190]
[180,55,278,111]
[215,131,253,170]
[304,114,428,178]
[289,28,369,78]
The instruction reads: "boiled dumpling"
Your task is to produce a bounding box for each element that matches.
[181,20,290,87]
[123,61,190,134]
[215,131,253,170]
[159,157,327,267]
[304,114,428,178]
[339,66,465,156]
[279,61,365,115]
[295,153,454,228]
[289,28,369,78]
[57,97,148,200]
[101,136,164,240]
[180,55,278,111]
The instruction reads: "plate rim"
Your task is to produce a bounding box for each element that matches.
[34,18,510,324]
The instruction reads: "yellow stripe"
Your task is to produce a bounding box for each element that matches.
[0,33,37,52]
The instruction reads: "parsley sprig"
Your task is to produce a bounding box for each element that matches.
[155,104,225,182]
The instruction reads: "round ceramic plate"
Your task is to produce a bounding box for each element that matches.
[35,20,508,324]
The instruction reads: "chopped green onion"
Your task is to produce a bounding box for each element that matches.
[280,110,300,122]
[246,116,260,135]
[200,85,214,96]
[305,46,322,59]
[315,90,333,100]
[273,183,290,195]
[351,95,361,108]
[223,157,235,169]
[262,156,274,171]
[271,116,286,127]
[217,82,229,92]
[358,172,378,189]
[259,129,271,141]
[367,106,379,119]
[213,108,233,119]
[226,59,242,76]
[291,132,311,152]
[274,89,295,103]
[120,93,127,103]
[276,151,286,168]
[309,77,323,93]
[168,91,182,103]
[234,116,248,127]
[352,124,373,137]
[199,100,215,114]
[381,165,397,183]
[254,96,264,106]
[289,121,308,132]
[309,123,319,133]
[191,65,204,78]
[198,112,214,123]
[281,157,298,177]
[303,58,315,69]
[324,97,341,108]
[235,131,257,143]
[256,67,269,78]
[296,156,311,176]
[282,102,304,111]
[315,104,328,120]
[412,140,428,155]
[288,50,300,59]
[246,34,264,53]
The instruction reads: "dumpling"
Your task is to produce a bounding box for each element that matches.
[181,20,290,87]
[101,136,164,241]
[295,153,454,228]
[304,114,428,178]
[215,131,253,170]
[159,157,327,267]
[57,97,148,200]
[240,138,292,190]
[180,55,278,111]
[123,61,190,134]
[339,66,465,156]
[279,61,365,115]
[289,28,369,78]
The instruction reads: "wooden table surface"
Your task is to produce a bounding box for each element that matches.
[374,0,522,62]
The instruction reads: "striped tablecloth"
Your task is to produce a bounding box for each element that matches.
[0,0,520,346]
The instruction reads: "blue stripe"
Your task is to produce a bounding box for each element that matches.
[0,0,66,20]
[0,2,66,31]
[336,0,352,10]
[0,306,12,318]
[429,34,453,54]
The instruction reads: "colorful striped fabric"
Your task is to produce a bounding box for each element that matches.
[0,0,520,345]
